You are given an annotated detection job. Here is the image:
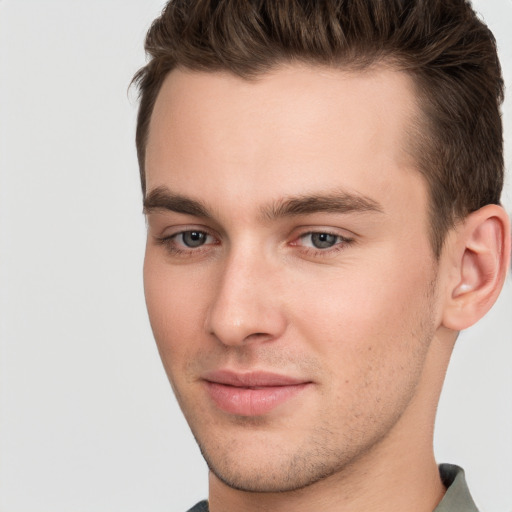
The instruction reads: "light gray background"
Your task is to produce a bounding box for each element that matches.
[0,1,510,511]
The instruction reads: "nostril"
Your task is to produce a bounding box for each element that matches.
[243,332,273,343]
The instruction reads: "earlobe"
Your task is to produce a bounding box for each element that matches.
[442,204,511,331]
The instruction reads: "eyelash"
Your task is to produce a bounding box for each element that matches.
[156,229,354,258]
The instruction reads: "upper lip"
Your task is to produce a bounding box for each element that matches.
[203,370,309,387]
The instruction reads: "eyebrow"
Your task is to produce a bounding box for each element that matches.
[143,186,211,217]
[143,185,383,220]
[261,191,383,220]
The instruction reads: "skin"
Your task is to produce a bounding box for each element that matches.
[142,65,508,512]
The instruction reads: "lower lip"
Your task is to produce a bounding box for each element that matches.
[204,381,309,416]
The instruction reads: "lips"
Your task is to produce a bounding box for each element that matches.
[202,370,311,416]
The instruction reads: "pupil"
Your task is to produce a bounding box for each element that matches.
[183,231,206,247]
[311,233,337,249]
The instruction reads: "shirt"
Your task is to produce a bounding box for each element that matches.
[435,464,479,512]
[186,464,478,512]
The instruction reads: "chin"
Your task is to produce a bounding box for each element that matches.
[193,427,358,494]
[205,454,337,493]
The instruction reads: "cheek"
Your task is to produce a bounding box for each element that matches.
[143,251,211,365]
[289,248,436,362]
[287,256,436,426]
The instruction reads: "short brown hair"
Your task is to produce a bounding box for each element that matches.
[133,0,504,256]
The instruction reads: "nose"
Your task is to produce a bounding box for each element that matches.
[205,248,287,346]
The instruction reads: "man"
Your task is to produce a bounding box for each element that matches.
[133,1,510,511]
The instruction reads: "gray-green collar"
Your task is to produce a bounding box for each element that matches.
[434,464,479,512]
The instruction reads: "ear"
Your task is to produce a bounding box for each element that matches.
[441,204,511,331]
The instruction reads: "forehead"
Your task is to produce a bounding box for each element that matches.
[145,64,425,223]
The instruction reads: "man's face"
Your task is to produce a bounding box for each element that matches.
[143,65,443,492]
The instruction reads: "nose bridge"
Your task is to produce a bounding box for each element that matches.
[205,242,286,346]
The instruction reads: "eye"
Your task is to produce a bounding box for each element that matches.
[299,232,348,250]
[179,230,210,248]
[156,229,218,256]
[308,232,338,249]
